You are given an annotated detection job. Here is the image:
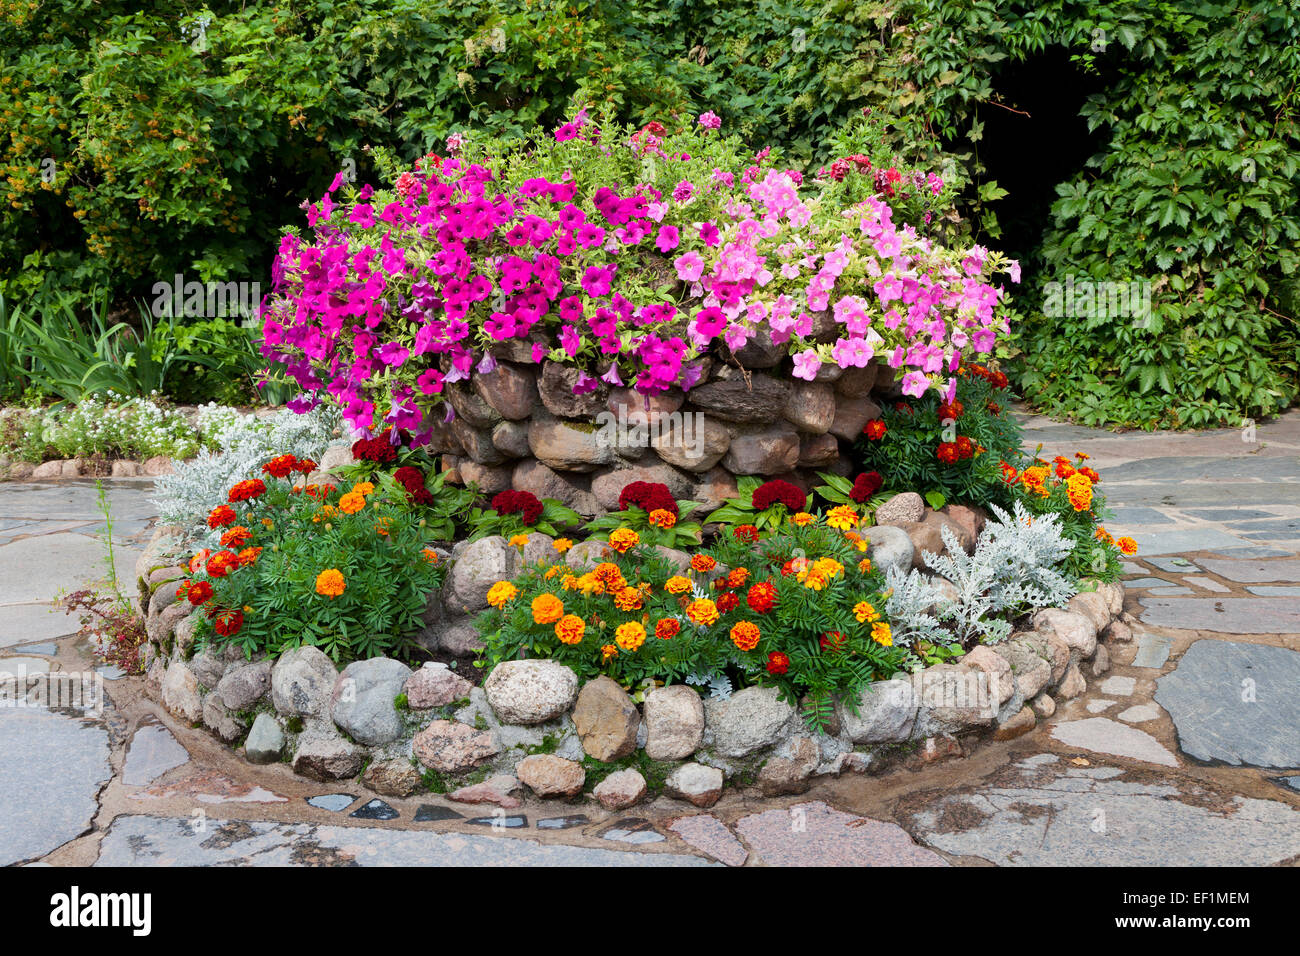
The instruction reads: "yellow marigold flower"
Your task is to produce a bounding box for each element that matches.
[561,573,579,591]
[508,533,529,549]
[553,538,574,553]
[825,505,859,531]
[792,512,815,526]
[858,558,872,574]
[615,620,646,651]
[686,598,719,627]
[855,539,870,553]
[338,491,366,515]
[1117,536,1138,556]
[601,643,619,662]
[531,593,564,625]
[813,557,844,578]
[665,575,693,595]
[261,518,274,528]
[608,528,640,553]
[802,572,827,591]
[555,613,585,645]
[312,504,338,523]
[613,586,644,611]
[315,568,346,598]
[350,481,375,495]
[854,601,879,624]
[486,581,519,609]
[871,622,893,647]
[730,620,761,651]
[648,508,676,529]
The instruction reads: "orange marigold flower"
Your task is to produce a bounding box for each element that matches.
[665,575,692,595]
[555,614,586,645]
[1079,467,1101,483]
[733,524,760,543]
[338,491,366,514]
[686,599,719,627]
[1094,526,1115,545]
[508,534,529,549]
[207,505,237,529]
[261,454,298,478]
[791,512,815,526]
[1066,472,1093,512]
[374,516,392,536]
[421,547,441,564]
[613,586,644,611]
[647,509,676,529]
[1117,536,1138,556]
[315,568,346,598]
[655,618,681,640]
[531,593,564,624]
[690,554,717,573]
[614,621,646,652]
[486,581,518,608]
[220,526,252,548]
[350,481,375,495]
[237,546,262,567]
[228,478,267,503]
[730,620,761,651]
[608,528,640,553]
[853,600,879,624]
[858,558,872,574]
[871,622,893,646]
[601,643,619,662]
[727,567,750,588]
[553,538,574,553]
[205,550,240,578]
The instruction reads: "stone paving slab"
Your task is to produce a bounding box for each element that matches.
[668,814,749,866]
[1050,717,1178,767]
[0,533,141,604]
[1128,529,1255,556]
[1139,597,1300,633]
[0,602,78,647]
[734,801,947,866]
[1155,640,1300,768]
[1194,558,1300,583]
[95,815,717,866]
[122,723,191,786]
[1131,633,1173,668]
[0,708,111,866]
[899,755,1300,867]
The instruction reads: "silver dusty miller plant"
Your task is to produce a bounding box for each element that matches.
[882,564,957,650]
[922,500,1077,645]
[153,404,343,528]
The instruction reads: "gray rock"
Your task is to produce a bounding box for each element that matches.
[643,684,705,760]
[484,660,579,725]
[404,662,473,709]
[245,713,285,764]
[188,646,230,689]
[161,661,203,723]
[863,525,914,576]
[363,759,423,798]
[688,371,791,424]
[664,762,724,808]
[293,725,364,781]
[837,679,918,743]
[330,658,413,746]
[721,423,800,475]
[214,661,272,712]
[270,646,338,718]
[649,415,732,472]
[202,694,248,743]
[538,361,608,418]
[874,492,925,526]
[993,638,1053,700]
[593,769,647,810]
[412,719,500,773]
[445,536,521,614]
[704,686,796,757]
[783,382,836,434]
[1034,607,1098,659]
[528,418,616,472]
[827,395,882,441]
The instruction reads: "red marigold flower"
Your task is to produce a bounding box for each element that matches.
[491,489,543,526]
[207,505,237,529]
[261,454,298,478]
[937,400,965,421]
[733,524,760,543]
[746,581,777,613]
[655,618,680,640]
[220,526,252,548]
[185,580,214,606]
[936,442,959,465]
[228,478,267,503]
[820,630,847,652]
[863,419,887,440]
[849,471,883,503]
[955,436,974,460]
[211,607,244,637]
[717,592,739,613]
[751,479,805,512]
[766,651,790,675]
[293,457,316,474]
[205,550,240,578]
[618,481,678,518]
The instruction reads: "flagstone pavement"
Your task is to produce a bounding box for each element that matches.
[3,408,1299,867]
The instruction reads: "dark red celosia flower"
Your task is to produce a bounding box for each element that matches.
[352,429,398,463]
[849,472,883,503]
[491,489,543,526]
[393,466,423,488]
[751,479,805,512]
[618,481,678,517]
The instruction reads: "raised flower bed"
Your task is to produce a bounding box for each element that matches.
[133,109,1137,807]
